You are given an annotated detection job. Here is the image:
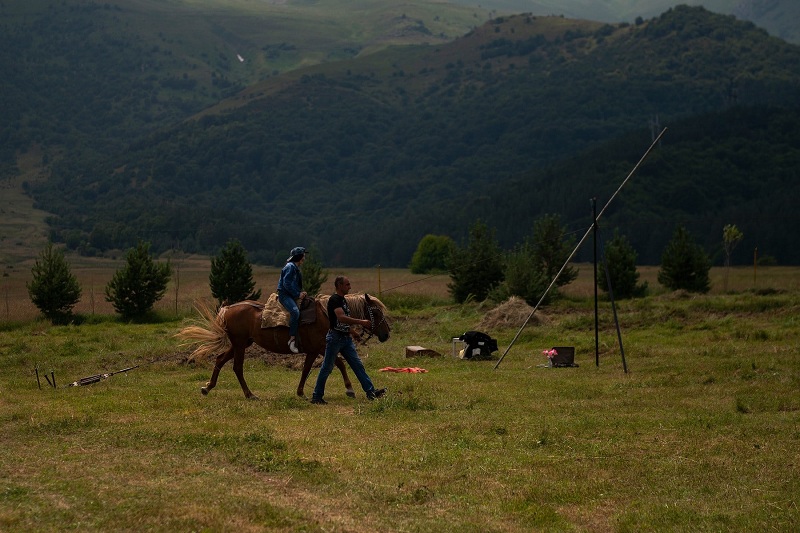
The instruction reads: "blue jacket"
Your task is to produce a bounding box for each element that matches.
[277,261,303,299]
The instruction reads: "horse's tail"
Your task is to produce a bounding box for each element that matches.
[176,300,230,362]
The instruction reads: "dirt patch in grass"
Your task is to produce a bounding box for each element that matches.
[176,345,318,371]
[250,346,320,371]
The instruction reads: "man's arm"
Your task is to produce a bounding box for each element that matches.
[334,307,370,327]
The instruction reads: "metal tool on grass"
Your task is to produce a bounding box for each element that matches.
[68,365,141,387]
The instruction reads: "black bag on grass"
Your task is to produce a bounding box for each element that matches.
[458,331,498,360]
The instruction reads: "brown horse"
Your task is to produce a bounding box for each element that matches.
[177,293,390,400]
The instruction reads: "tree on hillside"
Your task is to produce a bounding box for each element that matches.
[105,241,171,319]
[27,242,82,323]
[301,246,328,297]
[447,220,504,303]
[209,239,261,306]
[410,234,456,274]
[598,230,647,299]
[658,226,710,293]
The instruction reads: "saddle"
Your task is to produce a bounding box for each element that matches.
[260,293,317,329]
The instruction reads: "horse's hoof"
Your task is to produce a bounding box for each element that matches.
[297,391,307,399]
[201,387,209,396]
[247,394,260,401]
[346,389,356,398]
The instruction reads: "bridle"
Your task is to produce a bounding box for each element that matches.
[359,301,389,344]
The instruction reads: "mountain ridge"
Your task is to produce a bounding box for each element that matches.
[452,0,800,44]
[5,3,800,266]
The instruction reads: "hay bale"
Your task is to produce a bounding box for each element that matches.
[477,296,544,330]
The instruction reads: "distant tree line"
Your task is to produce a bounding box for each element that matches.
[29,220,717,324]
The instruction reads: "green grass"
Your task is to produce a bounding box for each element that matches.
[1,284,799,531]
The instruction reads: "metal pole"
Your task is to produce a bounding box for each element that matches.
[603,245,628,374]
[593,198,599,368]
[494,127,667,369]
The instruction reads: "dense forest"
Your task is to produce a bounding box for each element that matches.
[4,3,800,266]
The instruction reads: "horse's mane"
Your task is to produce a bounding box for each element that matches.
[317,293,387,319]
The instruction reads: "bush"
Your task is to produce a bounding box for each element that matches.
[530,214,578,288]
[658,226,710,293]
[497,215,578,305]
[209,239,262,305]
[598,230,648,299]
[447,221,504,303]
[410,234,456,274]
[27,242,82,323]
[105,241,171,319]
[301,246,329,297]
[500,241,550,306]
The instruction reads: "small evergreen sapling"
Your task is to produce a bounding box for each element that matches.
[27,242,82,323]
[105,241,171,319]
[209,239,261,305]
[598,230,647,299]
[658,226,710,293]
[447,220,504,303]
[300,246,328,297]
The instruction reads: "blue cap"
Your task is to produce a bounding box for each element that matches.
[287,246,306,261]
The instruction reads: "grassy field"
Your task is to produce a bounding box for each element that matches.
[1,265,798,531]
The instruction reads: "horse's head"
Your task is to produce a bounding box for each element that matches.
[364,293,390,342]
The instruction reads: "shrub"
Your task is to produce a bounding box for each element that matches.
[27,242,82,323]
[209,239,262,305]
[447,220,504,303]
[497,215,578,305]
[301,246,328,297]
[530,214,578,288]
[658,226,710,293]
[410,234,456,274]
[500,241,550,306]
[598,230,648,299]
[105,241,171,319]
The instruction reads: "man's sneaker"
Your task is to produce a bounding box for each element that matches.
[366,388,387,400]
[310,397,327,405]
[288,339,299,353]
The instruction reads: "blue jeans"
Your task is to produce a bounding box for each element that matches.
[278,292,300,337]
[312,330,375,400]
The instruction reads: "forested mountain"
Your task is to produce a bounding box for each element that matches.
[1,0,487,177]
[477,106,800,265]
[458,0,800,44]
[6,3,800,266]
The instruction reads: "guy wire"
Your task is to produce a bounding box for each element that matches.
[493,127,668,370]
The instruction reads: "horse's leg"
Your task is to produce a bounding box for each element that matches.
[202,347,235,396]
[231,344,258,400]
[297,354,316,398]
[335,356,356,398]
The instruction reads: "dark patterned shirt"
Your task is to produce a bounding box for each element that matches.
[327,293,350,333]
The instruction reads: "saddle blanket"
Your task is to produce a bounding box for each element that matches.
[260,293,317,329]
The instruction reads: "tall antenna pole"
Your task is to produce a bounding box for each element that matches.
[593,198,599,368]
[494,127,667,370]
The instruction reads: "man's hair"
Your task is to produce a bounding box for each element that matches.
[334,275,346,289]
